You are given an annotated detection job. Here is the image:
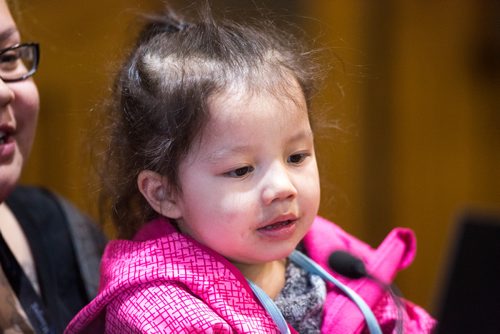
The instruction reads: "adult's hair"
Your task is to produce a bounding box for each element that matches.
[101,5,323,238]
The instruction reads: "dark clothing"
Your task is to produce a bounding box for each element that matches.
[5,185,105,333]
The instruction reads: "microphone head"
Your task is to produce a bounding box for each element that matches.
[328,250,368,279]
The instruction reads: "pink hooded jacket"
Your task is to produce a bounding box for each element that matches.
[65,216,435,333]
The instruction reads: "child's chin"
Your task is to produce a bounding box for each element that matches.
[263,245,300,262]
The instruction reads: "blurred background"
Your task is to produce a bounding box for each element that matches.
[16,0,500,315]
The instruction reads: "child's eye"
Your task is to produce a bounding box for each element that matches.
[287,153,309,165]
[224,166,255,178]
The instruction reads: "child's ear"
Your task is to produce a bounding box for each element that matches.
[137,170,182,219]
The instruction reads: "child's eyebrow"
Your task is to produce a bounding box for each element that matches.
[205,129,314,163]
[206,145,252,163]
[287,129,315,144]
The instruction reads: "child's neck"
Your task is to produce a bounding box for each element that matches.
[233,259,287,299]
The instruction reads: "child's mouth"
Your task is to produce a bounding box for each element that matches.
[258,220,294,231]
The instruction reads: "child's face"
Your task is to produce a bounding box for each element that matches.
[173,79,320,265]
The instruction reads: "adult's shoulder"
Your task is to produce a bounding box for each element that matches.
[6,186,65,231]
[6,184,101,238]
[6,185,62,222]
[6,185,106,298]
[5,185,104,330]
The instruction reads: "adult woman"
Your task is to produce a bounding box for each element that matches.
[0,0,105,332]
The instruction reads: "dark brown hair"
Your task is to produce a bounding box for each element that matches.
[101,5,323,238]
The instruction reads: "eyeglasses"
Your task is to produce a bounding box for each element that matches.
[0,43,40,83]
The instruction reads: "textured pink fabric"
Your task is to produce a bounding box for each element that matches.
[65,216,435,333]
[65,219,282,333]
[304,216,436,333]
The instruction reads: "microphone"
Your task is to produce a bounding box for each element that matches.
[328,250,404,334]
[328,250,368,279]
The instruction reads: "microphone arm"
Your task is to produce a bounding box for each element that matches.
[329,250,405,334]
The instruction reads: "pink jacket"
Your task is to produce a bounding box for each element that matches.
[65,217,435,333]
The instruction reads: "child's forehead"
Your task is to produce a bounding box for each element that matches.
[208,76,306,113]
[204,80,310,134]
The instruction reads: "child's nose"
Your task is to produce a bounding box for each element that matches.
[261,163,298,205]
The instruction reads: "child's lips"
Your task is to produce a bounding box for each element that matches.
[257,214,298,231]
[258,219,295,231]
[257,215,299,240]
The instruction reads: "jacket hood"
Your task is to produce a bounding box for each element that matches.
[66,218,280,333]
[304,216,417,333]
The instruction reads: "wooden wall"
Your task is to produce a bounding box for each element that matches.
[17,0,164,216]
[18,0,499,312]
[303,0,500,311]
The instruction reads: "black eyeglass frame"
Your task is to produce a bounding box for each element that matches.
[0,43,40,83]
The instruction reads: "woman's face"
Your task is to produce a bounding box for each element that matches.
[0,0,40,201]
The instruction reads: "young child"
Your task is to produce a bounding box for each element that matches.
[65,6,435,334]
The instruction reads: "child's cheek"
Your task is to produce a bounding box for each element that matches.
[219,192,260,221]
